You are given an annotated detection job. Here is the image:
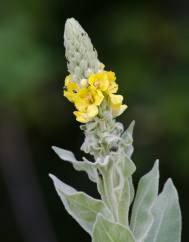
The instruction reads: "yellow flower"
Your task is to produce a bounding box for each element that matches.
[88,71,109,92]
[74,87,104,112]
[73,105,98,123]
[88,70,118,95]
[109,94,127,117]
[63,70,127,123]
[106,71,118,94]
[64,75,80,102]
[72,86,104,123]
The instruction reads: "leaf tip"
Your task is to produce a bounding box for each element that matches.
[164,178,176,192]
[49,173,57,183]
[51,146,63,158]
[131,120,135,126]
[154,159,159,169]
[162,178,180,205]
[51,145,59,153]
[129,120,135,133]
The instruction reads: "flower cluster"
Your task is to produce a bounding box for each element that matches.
[64,70,127,123]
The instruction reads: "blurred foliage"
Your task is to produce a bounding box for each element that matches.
[0,0,188,242]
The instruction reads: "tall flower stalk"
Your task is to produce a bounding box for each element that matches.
[50,18,182,242]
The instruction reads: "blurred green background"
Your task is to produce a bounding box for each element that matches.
[0,0,188,241]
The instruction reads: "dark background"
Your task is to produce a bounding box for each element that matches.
[0,0,188,241]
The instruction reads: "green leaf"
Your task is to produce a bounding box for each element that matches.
[92,214,135,242]
[144,179,182,242]
[52,146,98,182]
[130,160,159,241]
[49,174,113,235]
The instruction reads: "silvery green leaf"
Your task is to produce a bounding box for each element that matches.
[92,214,135,242]
[121,121,135,157]
[116,176,130,225]
[115,153,136,225]
[129,176,135,204]
[130,160,159,241]
[49,174,113,235]
[52,146,76,162]
[122,120,135,141]
[117,152,136,178]
[110,117,136,223]
[52,146,98,182]
[144,179,182,242]
[96,157,118,218]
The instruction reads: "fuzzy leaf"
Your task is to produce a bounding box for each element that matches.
[144,179,182,242]
[128,176,135,204]
[49,174,113,235]
[92,214,135,242]
[120,121,135,208]
[130,160,159,241]
[115,153,136,225]
[116,177,130,225]
[115,152,136,178]
[121,120,135,157]
[52,146,98,182]
[96,157,118,217]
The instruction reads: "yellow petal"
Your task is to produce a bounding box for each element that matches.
[74,98,87,112]
[77,87,89,98]
[94,90,104,106]
[65,75,72,86]
[65,82,79,95]
[64,90,75,102]
[107,81,118,94]
[109,94,123,105]
[73,111,90,123]
[107,71,116,82]
[88,74,95,85]
[87,105,98,118]
[64,75,80,103]
[112,104,128,117]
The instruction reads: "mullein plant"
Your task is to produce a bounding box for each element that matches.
[50,18,182,242]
